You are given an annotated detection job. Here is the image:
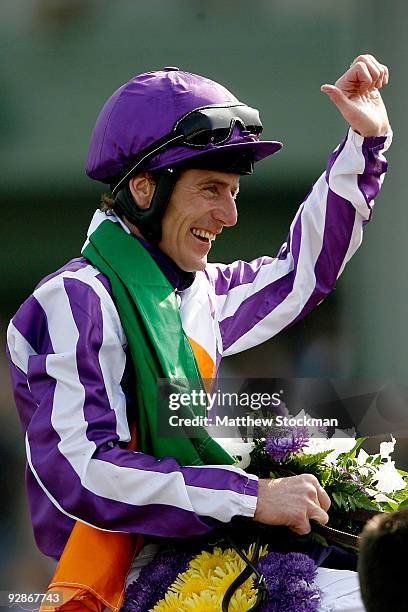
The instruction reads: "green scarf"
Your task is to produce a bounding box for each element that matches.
[83,218,234,467]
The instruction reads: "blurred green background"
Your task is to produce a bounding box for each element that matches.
[1,0,407,596]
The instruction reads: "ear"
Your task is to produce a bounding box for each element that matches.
[129,173,156,210]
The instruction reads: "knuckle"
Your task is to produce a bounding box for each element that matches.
[305,483,317,496]
[355,60,369,70]
[303,473,318,485]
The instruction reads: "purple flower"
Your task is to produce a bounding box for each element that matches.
[123,546,320,612]
[122,548,193,612]
[259,551,320,611]
[339,468,369,494]
[265,426,309,462]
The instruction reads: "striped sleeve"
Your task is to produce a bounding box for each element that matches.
[7,264,258,539]
[207,129,392,356]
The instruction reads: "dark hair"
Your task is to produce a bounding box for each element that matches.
[100,193,116,213]
[358,509,408,611]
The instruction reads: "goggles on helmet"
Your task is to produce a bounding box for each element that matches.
[111,103,262,195]
[174,103,262,146]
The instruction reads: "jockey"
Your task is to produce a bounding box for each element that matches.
[7,58,391,611]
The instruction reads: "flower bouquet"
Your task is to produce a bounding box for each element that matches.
[124,542,320,611]
[245,414,408,544]
[123,415,408,611]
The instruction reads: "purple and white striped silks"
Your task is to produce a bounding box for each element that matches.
[7,128,391,559]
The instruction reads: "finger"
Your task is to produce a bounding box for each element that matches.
[316,484,331,512]
[370,58,386,89]
[300,473,321,486]
[352,54,383,76]
[334,61,373,95]
[291,504,329,535]
[379,64,389,88]
[373,63,388,89]
[320,84,355,115]
[353,61,377,92]
[356,57,381,87]
[291,518,312,536]
[353,55,388,90]
[309,505,329,526]
[301,474,331,511]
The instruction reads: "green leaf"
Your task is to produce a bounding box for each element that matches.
[290,450,333,470]
[332,492,345,509]
[380,500,399,512]
[337,438,366,465]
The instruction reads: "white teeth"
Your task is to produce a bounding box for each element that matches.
[191,228,216,241]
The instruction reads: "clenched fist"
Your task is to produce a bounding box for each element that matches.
[253,473,331,535]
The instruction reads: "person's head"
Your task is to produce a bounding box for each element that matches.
[358,508,408,612]
[86,67,283,271]
[128,167,239,271]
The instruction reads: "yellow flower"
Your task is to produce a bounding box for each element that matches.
[211,559,254,596]
[183,591,221,611]
[245,543,269,560]
[188,547,231,577]
[150,591,185,611]
[229,588,258,611]
[151,542,267,611]
[210,545,268,598]
[170,569,212,596]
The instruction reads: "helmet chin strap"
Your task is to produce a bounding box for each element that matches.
[113,168,177,244]
[113,150,254,244]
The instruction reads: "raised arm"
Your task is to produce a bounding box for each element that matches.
[207,55,391,356]
[321,53,390,137]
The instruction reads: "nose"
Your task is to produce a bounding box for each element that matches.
[213,193,238,227]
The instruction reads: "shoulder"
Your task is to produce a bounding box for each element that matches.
[9,257,126,355]
[35,256,111,295]
[32,257,114,320]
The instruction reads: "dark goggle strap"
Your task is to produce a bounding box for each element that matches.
[112,135,184,196]
[222,529,268,611]
[114,168,177,243]
[111,103,261,195]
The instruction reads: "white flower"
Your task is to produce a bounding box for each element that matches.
[380,436,396,460]
[356,449,370,477]
[374,492,396,504]
[374,460,406,494]
[306,430,356,464]
[295,410,356,464]
[216,438,255,469]
[357,448,369,465]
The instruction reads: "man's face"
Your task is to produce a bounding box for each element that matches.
[159,169,240,272]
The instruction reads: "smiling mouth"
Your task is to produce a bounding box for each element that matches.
[191,228,217,243]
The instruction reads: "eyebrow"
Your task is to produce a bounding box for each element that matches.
[197,177,240,195]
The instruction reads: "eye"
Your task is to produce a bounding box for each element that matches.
[203,184,218,195]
